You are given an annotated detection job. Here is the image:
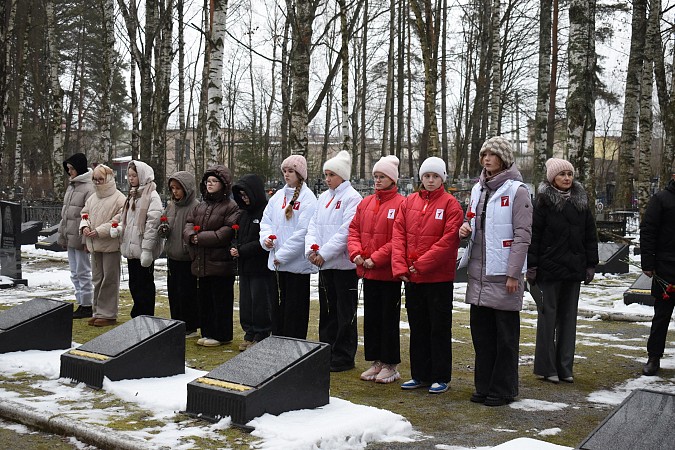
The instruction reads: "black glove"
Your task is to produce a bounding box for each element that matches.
[585,267,595,285]
[526,267,537,286]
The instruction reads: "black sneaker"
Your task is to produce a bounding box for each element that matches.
[73,305,93,319]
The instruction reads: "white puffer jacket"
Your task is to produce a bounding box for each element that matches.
[58,169,94,249]
[305,181,362,270]
[259,183,318,274]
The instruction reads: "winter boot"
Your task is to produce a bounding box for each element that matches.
[643,356,660,376]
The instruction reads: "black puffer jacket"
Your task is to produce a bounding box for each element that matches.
[528,181,599,281]
[232,174,269,275]
[184,165,240,278]
[641,178,675,294]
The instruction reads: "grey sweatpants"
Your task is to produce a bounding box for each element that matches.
[91,251,121,320]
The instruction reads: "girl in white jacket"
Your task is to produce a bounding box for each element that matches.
[259,155,317,339]
[306,151,362,372]
[112,160,163,318]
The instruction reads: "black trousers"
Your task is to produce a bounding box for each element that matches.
[318,269,358,368]
[167,259,200,332]
[363,279,401,364]
[647,294,675,358]
[128,258,155,318]
[271,271,310,339]
[405,281,453,383]
[239,271,275,342]
[470,304,520,398]
[198,275,234,343]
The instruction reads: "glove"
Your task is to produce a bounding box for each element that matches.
[526,267,537,286]
[110,225,121,238]
[140,250,153,268]
[585,267,595,285]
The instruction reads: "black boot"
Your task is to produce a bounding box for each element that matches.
[642,356,660,376]
[73,305,93,319]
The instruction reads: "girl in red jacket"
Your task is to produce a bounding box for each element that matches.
[391,157,464,394]
[348,155,406,384]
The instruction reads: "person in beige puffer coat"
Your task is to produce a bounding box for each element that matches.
[111,160,163,318]
[80,164,126,327]
[58,153,95,319]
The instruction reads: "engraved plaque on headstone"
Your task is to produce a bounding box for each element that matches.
[0,201,27,285]
[0,298,72,353]
[579,389,675,450]
[186,336,330,426]
[623,273,654,306]
[60,316,185,388]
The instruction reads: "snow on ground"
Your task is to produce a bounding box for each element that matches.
[0,243,668,449]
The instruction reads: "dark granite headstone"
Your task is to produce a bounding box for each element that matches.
[0,298,72,353]
[60,316,185,388]
[597,242,629,274]
[186,336,330,426]
[34,233,66,252]
[0,201,27,285]
[579,389,675,450]
[20,220,43,245]
[623,273,654,306]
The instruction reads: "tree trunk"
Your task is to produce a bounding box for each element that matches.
[339,0,351,158]
[489,0,501,135]
[566,0,596,203]
[99,0,115,165]
[533,0,551,189]
[195,0,210,177]
[616,0,645,209]
[207,0,228,166]
[381,0,395,156]
[637,3,656,219]
[14,6,31,193]
[396,0,405,162]
[1,0,18,186]
[359,0,368,179]
[178,0,186,171]
[546,0,558,156]
[440,0,448,165]
[46,0,65,200]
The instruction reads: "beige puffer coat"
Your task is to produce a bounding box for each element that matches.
[58,169,95,249]
[80,173,126,253]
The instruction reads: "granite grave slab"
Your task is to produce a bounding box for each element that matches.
[0,201,27,285]
[60,315,185,388]
[186,336,330,426]
[597,242,629,274]
[578,389,675,450]
[623,273,654,306]
[0,298,72,353]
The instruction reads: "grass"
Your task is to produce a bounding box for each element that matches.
[0,278,669,448]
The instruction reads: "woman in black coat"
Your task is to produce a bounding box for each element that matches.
[231,174,275,351]
[527,158,599,383]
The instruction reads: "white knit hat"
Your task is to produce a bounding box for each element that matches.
[479,136,514,168]
[372,155,399,182]
[323,150,352,181]
[546,158,574,183]
[418,157,448,182]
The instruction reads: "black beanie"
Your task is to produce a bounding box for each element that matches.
[63,153,88,176]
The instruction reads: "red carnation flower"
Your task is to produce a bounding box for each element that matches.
[667,284,675,293]
[311,244,320,252]
[232,224,240,230]
[194,225,201,232]
[269,234,277,240]
[82,214,89,220]
[111,222,118,228]
[466,207,476,219]
[663,292,670,300]
[160,215,168,223]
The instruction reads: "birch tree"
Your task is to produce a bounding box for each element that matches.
[637,2,655,219]
[207,0,228,165]
[533,0,551,189]
[1,0,18,186]
[99,0,115,165]
[616,0,645,209]
[46,0,65,199]
[566,0,596,204]
[489,0,501,135]
[339,0,351,155]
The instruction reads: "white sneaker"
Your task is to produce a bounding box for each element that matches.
[360,361,382,381]
[185,331,200,339]
[197,337,206,345]
[200,338,222,347]
[375,364,401,384]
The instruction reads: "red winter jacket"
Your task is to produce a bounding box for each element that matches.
[348,187,406,281]
[391,187,464,283]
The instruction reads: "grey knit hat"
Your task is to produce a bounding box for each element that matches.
[479,136,514,168]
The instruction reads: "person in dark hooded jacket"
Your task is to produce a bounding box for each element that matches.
[231,174,274,351]
[161,171,200,337]
[184,165,240,347]
[641,171,675,376]
[527,158,598,384]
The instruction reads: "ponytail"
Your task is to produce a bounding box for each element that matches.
[285,179,304,220]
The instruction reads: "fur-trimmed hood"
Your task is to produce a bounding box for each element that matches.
[536,180,589,212]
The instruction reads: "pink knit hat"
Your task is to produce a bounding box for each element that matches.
[546,158,574,183]
[372,155,399,182]
[281,155,308,180]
